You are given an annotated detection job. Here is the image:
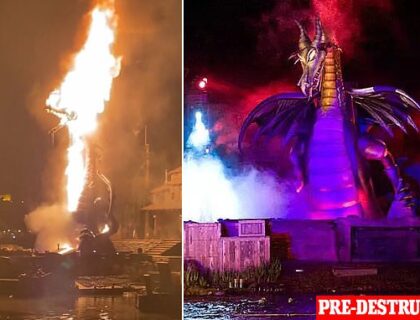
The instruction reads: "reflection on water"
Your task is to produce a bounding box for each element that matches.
[184,295,316,320]
[0,293,172,320]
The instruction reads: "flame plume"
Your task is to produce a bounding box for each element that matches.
[46,2,121,213]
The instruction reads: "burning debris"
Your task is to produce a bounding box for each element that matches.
[26,1,121,253]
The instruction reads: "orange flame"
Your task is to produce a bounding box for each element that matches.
[46,3,121,213]
[100,224,110,234]
[58,243,74,255]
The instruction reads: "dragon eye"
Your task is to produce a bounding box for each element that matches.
[307,49,316,61]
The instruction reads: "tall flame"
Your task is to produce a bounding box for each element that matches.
[46,2,121,213]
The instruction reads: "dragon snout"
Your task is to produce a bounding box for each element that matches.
[300,82,313,98]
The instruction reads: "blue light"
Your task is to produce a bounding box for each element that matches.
[187,111,210,150]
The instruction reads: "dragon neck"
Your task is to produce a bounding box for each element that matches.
[320,47,344,112]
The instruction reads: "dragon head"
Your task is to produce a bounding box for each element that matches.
[292,19,332,98]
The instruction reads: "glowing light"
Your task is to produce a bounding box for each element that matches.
[46,2,121,213]
[100,224,110,234]
[58,243,73,255]
[184,108,288,222]
[187,111,210,149]
[197,77,208,89]
[184,155,239,222]
[342,200,358,208]
[198,81,206,89]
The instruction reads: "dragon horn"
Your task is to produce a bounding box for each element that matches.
[312,18,328,47]
[295,20,311,50]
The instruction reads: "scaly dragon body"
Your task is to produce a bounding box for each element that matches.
[306,48,361,218]
[239,19,419,219]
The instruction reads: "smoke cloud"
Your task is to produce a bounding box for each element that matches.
[98,0,181,228]
[312,0,394,55]
[255,0,396,61]
[24,204,79,252]
[184,108,293,223]
[1,0,181,244]
[184,153,294,222]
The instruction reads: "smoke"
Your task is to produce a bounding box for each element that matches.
[0,1,94,213]
[97,0,182,224]
[0,1,180,241]
[312,0,394,54]
[184,156,292,222]
[0,1,96,248]
[24,204,79,251]
[234,168,291,218]
[183,109,292,222]
[256,0,396,60]
[183,155,238,222]
[255,2,312,65]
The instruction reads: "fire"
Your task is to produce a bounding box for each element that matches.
[100,224,110,234]
[58,243,74,255]
[46,2,121,213]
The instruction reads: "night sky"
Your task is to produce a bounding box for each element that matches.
[0,0,181,227]
[185,0,420,208]
[186,0,420,91]
[185,0,420,141]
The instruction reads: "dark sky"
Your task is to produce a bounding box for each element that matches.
[186,0,420,92]
[0,0,181,225]
[185,0,420,144]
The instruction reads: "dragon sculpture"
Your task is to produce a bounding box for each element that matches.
[46,106,118,254]
[239,19,419,220]
[76,143,119,255]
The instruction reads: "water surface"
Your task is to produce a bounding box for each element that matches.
[184,295,316,320]
[0,294,172,320]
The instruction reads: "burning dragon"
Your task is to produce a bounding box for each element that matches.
[239,19,419,219]
[45,3,120,254]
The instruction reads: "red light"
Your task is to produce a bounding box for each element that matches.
[197,77,208,90]
[198,81,206,89]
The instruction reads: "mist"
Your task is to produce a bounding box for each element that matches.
[24,204,79,251]
[183,110,293,223]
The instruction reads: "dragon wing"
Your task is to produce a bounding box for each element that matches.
[238,92,314,152]
[350,86,420,136]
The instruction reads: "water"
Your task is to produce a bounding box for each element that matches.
[184,295,316,320]
[0,294,173,320]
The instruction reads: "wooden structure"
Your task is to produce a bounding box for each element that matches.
[184,220,270,271]
[142,167,182,239]
[184,217,420,269]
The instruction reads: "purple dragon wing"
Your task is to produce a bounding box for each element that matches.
[238,92,313,152]
[350,86,420,136]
